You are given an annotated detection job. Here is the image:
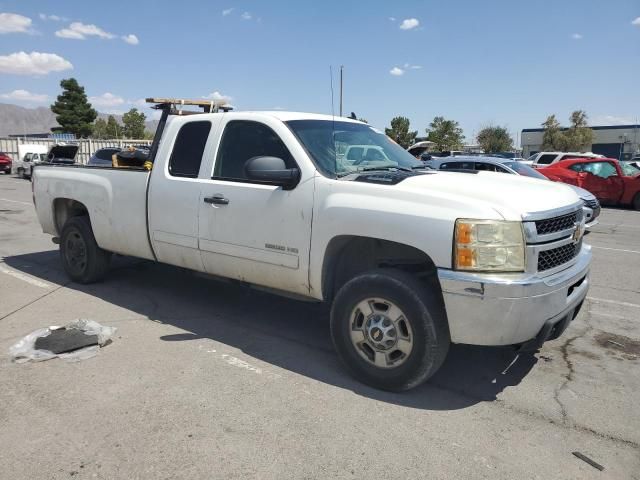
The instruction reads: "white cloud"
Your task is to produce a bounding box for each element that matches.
[571,33,583,40]
[632,17,640,26]
[222,8,234,16]
[0,13,33,34]
[390,67,405,76]
[403,63,422,69]
[39,13,66,21]
[89,92,125,108]
[241,11,252,20]
[122,34,139,45]
[0,89,49,103]
[130,98,147,107]
[55,22,115,40]
[0,51,73,75]
[591,115,635,126]
[399,18,419,30]
[389,17,396,21]
[203,91,232,102]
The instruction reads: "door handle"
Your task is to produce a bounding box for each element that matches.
[204,194,230,205]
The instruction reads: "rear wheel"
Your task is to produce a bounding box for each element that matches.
[633,193,640,211]
[330,269,450,392]
[60,216,111,283]
[17,167,24,178]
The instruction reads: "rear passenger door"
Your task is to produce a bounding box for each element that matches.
[148,118,220,272]
[197,118,314,296]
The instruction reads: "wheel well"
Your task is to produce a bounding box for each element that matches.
[322,236,440,302]
[53,198,89,235]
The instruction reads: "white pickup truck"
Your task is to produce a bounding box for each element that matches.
[32,101,591,391]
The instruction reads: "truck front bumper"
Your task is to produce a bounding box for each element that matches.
[437,245,591,346]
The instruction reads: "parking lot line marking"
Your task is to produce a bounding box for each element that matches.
[0,266,51,289]
[0,198,31,206]
[589,312,627,319]
[598,223,640,229]
[587,297,640,309]
[591,246,640,254]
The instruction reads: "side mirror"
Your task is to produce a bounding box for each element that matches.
[244,156,300,190]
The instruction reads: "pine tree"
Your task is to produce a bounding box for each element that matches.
[106,116,120,138]
[50,78,97,137]
[122,108,146,139]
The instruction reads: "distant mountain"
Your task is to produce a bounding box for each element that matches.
[0,103,159,137]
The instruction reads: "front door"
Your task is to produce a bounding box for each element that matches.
[577,161,624,204]
[198,118,313,296]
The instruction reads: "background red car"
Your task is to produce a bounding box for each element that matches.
[539,157,640,210]
[0,152,12,174]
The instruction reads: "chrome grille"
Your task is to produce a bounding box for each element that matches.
[538,240,582,272]
[535,212,577,235]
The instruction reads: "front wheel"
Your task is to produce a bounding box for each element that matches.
[60,216,111,283]
[330,269,450,392]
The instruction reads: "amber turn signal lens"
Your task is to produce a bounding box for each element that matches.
[455,247,475,268]
[456,222,473,244]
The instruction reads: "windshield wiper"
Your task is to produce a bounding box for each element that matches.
[358,166,413,173]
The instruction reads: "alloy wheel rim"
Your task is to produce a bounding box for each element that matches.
[349,298,413,369]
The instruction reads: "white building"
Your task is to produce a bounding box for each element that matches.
[521,124,640,160]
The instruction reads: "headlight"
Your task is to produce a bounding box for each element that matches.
[454,219,525,272]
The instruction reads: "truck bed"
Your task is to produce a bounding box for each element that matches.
[33,164,155,261]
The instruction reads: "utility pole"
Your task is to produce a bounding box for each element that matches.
[339,65,343,117]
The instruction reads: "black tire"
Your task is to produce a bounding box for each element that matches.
[17,167,24,178]
[330,268,450,392]
[633,193,640,211]
[60,216,111,283]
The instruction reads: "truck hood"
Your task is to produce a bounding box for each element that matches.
[398,170,581,221]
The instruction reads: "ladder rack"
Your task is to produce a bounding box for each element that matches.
[145,96,233,163]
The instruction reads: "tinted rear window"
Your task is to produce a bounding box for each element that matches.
[169,121,211,178]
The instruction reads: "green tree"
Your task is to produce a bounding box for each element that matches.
[92,118,108,139]
[564,110,593,151]
[106,115,120,138]
[476,126,514,153]
[426,116,464,151]
[50,78,97,137]
[122,108,146,139]
[385,116,417,148]
[541,115,566,151]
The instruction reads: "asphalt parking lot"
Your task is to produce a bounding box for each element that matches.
[0,173,638,479]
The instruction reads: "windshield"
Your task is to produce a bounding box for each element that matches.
[504,161,548,180]
[286,120,423,178]
[620,161,640,176]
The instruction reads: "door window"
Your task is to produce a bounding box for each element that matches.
[168,121,211,178]
[214,120,295,181]
[537,154,557,165]
[583,162,618,178]
[474,162,498,172]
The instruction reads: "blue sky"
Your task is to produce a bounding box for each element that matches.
[1,0,639,144]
